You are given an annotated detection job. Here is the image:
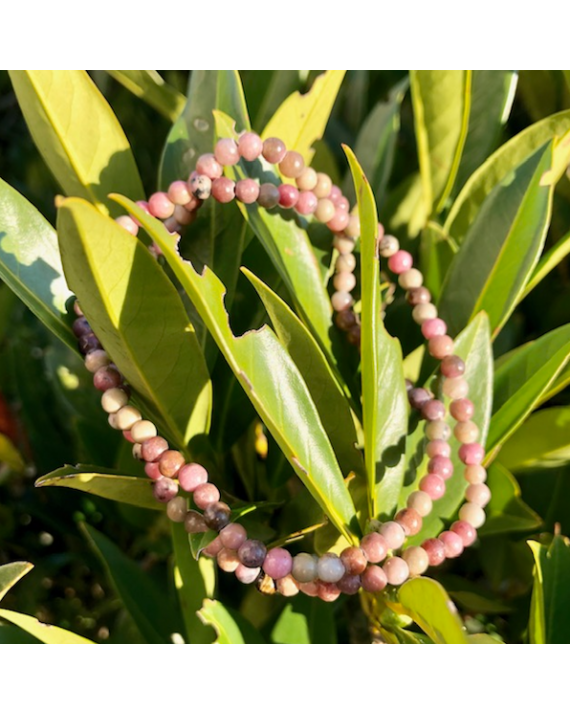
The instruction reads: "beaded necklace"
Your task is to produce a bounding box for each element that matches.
[69,130,490,603]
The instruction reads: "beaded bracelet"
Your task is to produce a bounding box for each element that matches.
[69,129,490,603]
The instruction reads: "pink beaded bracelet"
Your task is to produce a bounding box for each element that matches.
[70,129,490,603]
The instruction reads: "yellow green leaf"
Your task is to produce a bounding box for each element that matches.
[0,609,95,644]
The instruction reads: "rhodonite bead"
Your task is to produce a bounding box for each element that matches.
[336,254,356,272]
[298,581,319,597]
[193,483,220,509]
[217,548,240,573]
[235,179,260,204]
[428,335,454,359]
[235,564,261,584]
[214,138,239,166]
[450,520,477,546]
[317,582,341,602]
[202,536,223,558]
[407,286,432,306]
[85,349,110,373]
[277,575,299,597]
[383,557,409,585]
[292,553,319,583]
[420,474,446,500]
[144,462,162,480]
[73,317,91,337]
[263,548,293,580]
[211,177,235,203]
[421,318,447,340]
[279,151,305,178]
[387,250,413,274]
[153,477,178,503]
[466,483,491,507]
[277,183,299,208]
[443,377,469,399]
[464,464,487,484]
[317,553,345,583]
[459,503,486,528]
[426,440,451,458]
[184,510,208,534]
[168,180,192,205]
[296,167,318,191]
[395,508,423,536]
[141,436,169,462]
[238,132,263,161]
[454,421,480,444]
[203,501,231,531]
[79,333,102,354]
[173,205,194,226]
[257,183,280,208]
[340,547,367,575]
[441,354,466,378]
[403,546,429,576]
[166,496,187,523]
[314,172,332,199]
[333,272,357,292]
[361,565,387,592]
[178,463,208,492]
[407,490,433,517]
[148,192,174,219]
[422,399,446,421]
[428,455,453,480]
[158,450,185,477]
[220,523,247,551]
[439,531,464,558]
[360,533,388,563]
[422,538,446,566]
[379,521,406,549]
[378,235,399,258]
[338,573,362,595]
[314,198,336,223]
[196,153,223,179]
[262,137,287,164]
[458,442,485,465]
[408,387,432,410]
[425,420,452,441]
[331,291,354,312]
[116,215,138,235]
[238,540,267,569]
[329,185,343,203]
[327,208,350,232]
[93,366,122,392]
[295,190,318,215]
[450,398,474,422]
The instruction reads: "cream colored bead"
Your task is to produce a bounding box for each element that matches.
[378,235,399,258]
[443,377,469,399]
[277,575,300,597]
[85,350,111,374]
[459,502,486,528]
[296,167,318,191]
[464,464,487,484]
[336,254,356,273]
[108,413,120,429]
[412,303,438,324]
[101,388,129,414]
[333,272,356,292]
[132,443,143,460]
[314,172,332,198]
[314,198,335,223]
[333,234,356,255]
[454,420,479,444]
[398,268,423,290]
[407,490,433,516]
[403,546,429,576]
[466,483,491,507]
[115,405,142,430]
[425,420,452,441]
[344,215,360,238]
[130,420,158,444]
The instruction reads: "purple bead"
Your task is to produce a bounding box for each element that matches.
[278,183,299,208]
[450,520,477,547]
[79,333,102,355]
[439,531,464,558]
[203,501,231,531]
[178,462,208,492]
[422,538,446,566]
[421,399,446,421]
[428,455,454,480]
[263,548,293,580]
[211,177,235,203]
[419,474,446,500]
[141,436,169,463]
[295,190,318,215]
[238,539,267,569]
[235,179,260,204]
[426,440,451,459]
[408,387,431,410]
[93,365,121,392]
[238,132,263,161]
[458,443,485,465]
[196,153,223,179]
[214,138,239,166]
[421,318,447,340]
[387,250,413,274]
[337,573,362,595]
[441,355,466,378]
[153,477,178,503]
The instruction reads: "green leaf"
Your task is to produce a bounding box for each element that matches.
[529,534,570,644]
[107,70,185,122]
[0,625,41,644]
[0,177,74,349]
[271,598,337,644]
[0,433,25,473]
[243,268,363,481]
[499,407,570,472]
[82,523,179,644]
[468,633,504,644]
[438,143,554,337]
[397,577,468,644]
[0,562,33,602]
[521,228,570,299]
[9,70,144,215]
[0,609,95,644]
[252,71,306,132]
[479,462,542,536]
[57,198,212,451]
[487,324,570,457]
[198,599,265,644]
[344,147,407,519]
[419,221,457,302]
[446,109,570,242]
[410,70,471,215]
[35,465,161,510]
[111,195,359,543]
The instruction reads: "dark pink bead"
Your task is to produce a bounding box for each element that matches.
[178,463,208,492]
[326,209,350,232]
[422,538,446,566]
[439,530,464,558]
[220,523,247,550]
[153,477,178,503]
[429,335,454,359]
[427,455,454,480]
[421,399,446,421]
[387,250,413,274]
[93,366,122,392]
[409,387,432,410]
[340,547,368,575]
[450,398,475,422]
[235,179,260,204]
[148,192,174,219]
[459,443,485,465]
[360,533,388,564]
[193,483,220,510]
[144,462,162,481]
[238,132,263,161]
[196,153,223,180]
[141,436,169,462]
[337,573,362,595]
[419,473,446,500]
[426,440,451,459]
[361,565,387,592]
[278,183,299,208]
[263,548,293,580]
[441,355,466,378]
[214,138,239,166]
[421,318,447,340]
[211,177,235,203]
[395,508,423,536]
[262,137,286,164]
[296,190,318,215]
[450,520,477,547]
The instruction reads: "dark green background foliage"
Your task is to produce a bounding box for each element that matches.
[1,70,570,644]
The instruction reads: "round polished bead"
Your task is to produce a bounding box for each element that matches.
[217,548,240,573]
[403,546,429,576]
[80,333,102,354]
[279,151,305,178]
[422,399,446,421]
[277,183,299,208]
[338,573,362,595]
[429,335,455,360]
[184,195,202,212]
[454,421,480,444]
[333,234,356,255]
[361,565,387,592]
[73,317,91,338]
[235,564,261,584]
[379,521,406,550]
[193,483,220,509]
[238,132,263,161]
[451,520,477,547]
[235,179,260,204]
[277,575,299,597]
[141,436,169,462]
[317,582,341,602]
[292,553,319,583]
[262,137,286,164]
[459,442,485,465]
[384,557,409,585]
[296,167,318,191]
[116,215,139,235]
[295,190,318,215]
[317,553,345,583]
[419,474,446,500]
[298,581,319,597]
[335,196,350,212]
[459,502,486,528]
[441,355,466,378]
[340,547,367,575]
[153,477,178,503]
[196,153,223,179]
[466,483,491,507]
[93,366,122,392]
[465,464,487,484]
[144,462,162,480]
[347,325,361,346]
[336,254,356,273]
[168,180,192,205]
[173,205,194,226]
[148,192,174,219]
[166,496,187,523]
[407,490,433,517]
[344,215,360,239]
[189,173,212,200]
[407,286,431,306]
[238,539,267,569]
[101,387,129,414]
[327,209,350,232]
[426,439,451,459]
[425,420,452,441]
[263,548,293,580]
[395,508,423,536]
[398,268,423,290]
[428,455,454,480]
[184,510,208,534]
[329,185,343,204]
[257,183,280,209]
[85,349,110,373]
[443,377,469,399]
[360,533,388,563]
[314,172,333,199]
[409,387,432,410]
[422,538,446,566]
[314,198,336,223]
[388,250,413,274]
[178,463,208,492]
[214,138,239,166]
[334,310,357,331]
[379,235,399,258]
[158,450,185,478]
[211,177,235,203]
[220,523,247,551]
[115,406,142,431]
[202,536,223,558]
[331,291,354,312]
[422,318,447,340]
[439,531,464,558]
[130,420,157,444]
[450,398,475,422]
[412,303,438,324]
[333,272,357,292]
[203,501,231,531]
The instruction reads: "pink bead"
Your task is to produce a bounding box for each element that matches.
[466,483,491,507]
[220,523,247,551]
[422,538,446,566]
[278,183,299,208]
[439,531,464,558]
[329,185,342,204]
[450,398,475,422]
[148,192,175,219]
[122,429,135,444]
[144,462,162,481]
[440,355,466,378]
[167,180,192,205]
[235,179,260,204]
[263,548,293,580]
[317,582,341,602]
[211,177,235,203]
[383,557,409,585]
[428,456,454,480]
[178,462,208,492]
[217,548,240,573]
[335,196,350,212]
[141,436,169,462]
[262,137,287,164]
[459,443,485,465]
[428,335,455,360]
[196,153,223,179]
[419,473,446,500]
[132,200,151,226]
[450,520,477,547]
[202,536,223,558]
[115,215,139,235]
[426,440,451,459]
[379,521,406,549]
[326,209,350,232]
[361,565,387,592]
[193,483,220,509]
[298,581,319,598]
[214,138,239,166]
[295,190,318,215]
[238,132,263,161]
[235,564,260,584]
[387,250,413,275]
[422,399,446,421]
[395,508,423,536]
[360,533,388,563]
[421,318,447,340]
[464,464,487,484]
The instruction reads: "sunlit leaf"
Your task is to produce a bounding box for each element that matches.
[521,228,570,300]
[529,534,570,644]
[419,221,456,302]
[271,598,337,644]
[198,599,264,644]
[0,562,33,602]
[0,609,95,644]
[107,70,185,122]
[479,462,542,536]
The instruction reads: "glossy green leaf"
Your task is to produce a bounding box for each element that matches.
[262,70,345,164]
[455,70,518,191]
[35,465,161,510]
[82,523,179,644]
[468,634,504,644]
[0,609,95,644]
[446,109,570,242]
[0,177,74,349]
[107,70,185,122]
[198,599,264,644]
[252,71,305,132]
[344,146,407,519]
[419,221,457,302]
[479,462,542,536]
[57,198,212,450]
[487,324,570,457]
[397,577,468,644]
[529,535,570,644]
[243,268,363,480]
[271,598,337,644]
[111,195,359,542]
[0,562,33,602]
[518,71,569,122]
[521,228,570,299]
[401,313,493,542]
[9,70,144,215]
[438,143,553,337]
[499,407,570,472]
[411,70,471,215]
